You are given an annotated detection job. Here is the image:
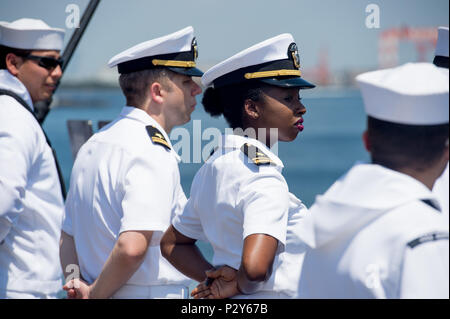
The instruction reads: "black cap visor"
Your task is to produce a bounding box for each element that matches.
[259,77,315,89]
[433,56,449,69]
[168,66,204,77]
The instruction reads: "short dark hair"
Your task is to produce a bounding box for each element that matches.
[0,45,32,69]
[202,81,269,129]
[367,116,449,171]
[118,67,174,107]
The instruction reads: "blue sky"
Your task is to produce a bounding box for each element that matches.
[1,0,448,81]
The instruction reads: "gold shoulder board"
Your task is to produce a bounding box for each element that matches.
[146,125,171,150]
[240,143,274,166]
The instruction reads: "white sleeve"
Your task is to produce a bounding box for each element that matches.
[173,179,188,220]
[400,238,449,299]
[172,197,207,241]
[237,168,289,248]
[0,106,33,241]
[433,163,449,216]
[171,174,207,242]
[119,150,175,240]
[62,184,75,236]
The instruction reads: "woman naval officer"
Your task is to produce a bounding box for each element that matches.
[161,33,316,298]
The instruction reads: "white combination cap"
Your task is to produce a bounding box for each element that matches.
[433,26,449,69]
[202,33,315,89]
[356,63,449,125]
[0,18,65,50]
[108,26,203,77]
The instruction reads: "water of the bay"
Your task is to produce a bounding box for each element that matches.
[43,86,370,265]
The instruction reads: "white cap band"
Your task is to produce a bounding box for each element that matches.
[356,63,449,125]
[108,26,194,68]
[0,18,65,50]
[201,33,314,89]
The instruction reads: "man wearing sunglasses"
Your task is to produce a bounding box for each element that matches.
[0,18,66,298]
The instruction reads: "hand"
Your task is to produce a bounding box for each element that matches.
[63,278,91,299]
[191,279,212,299]
[191,266,239,299]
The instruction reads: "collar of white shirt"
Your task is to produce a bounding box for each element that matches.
[0,69,34,111]
[119,106,181,162]
[221,133,284,168]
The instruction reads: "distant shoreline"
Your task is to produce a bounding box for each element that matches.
[59,81,359,91]
[59,81,120,90]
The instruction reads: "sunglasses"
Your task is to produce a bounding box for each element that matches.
[22,54,64,70]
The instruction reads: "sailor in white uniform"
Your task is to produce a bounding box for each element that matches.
[297,63,449,299]
[432,26,449,222]
[60,27,203,299]
[0,18,65,299]
[161,34,315,298]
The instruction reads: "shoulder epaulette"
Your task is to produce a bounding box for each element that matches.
[146,125,171,150]
[407,232,449,249]
[240,143,275,166]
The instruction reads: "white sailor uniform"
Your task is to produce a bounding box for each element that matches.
[0,70,64,298]
[296,62,449,299]
[433,163,449,223]
[172,134,309,298]
[432,27,449,222]
[0,17,66,299]
[297,163,449,299]
[63,106,192,299]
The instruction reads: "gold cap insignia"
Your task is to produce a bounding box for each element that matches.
[192,37,198,60]
[289,42,300,69]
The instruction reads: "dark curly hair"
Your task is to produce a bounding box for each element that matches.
[202,81,270,129]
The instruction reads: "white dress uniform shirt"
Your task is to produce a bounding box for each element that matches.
[433,163,449,223]
[0,70,64,298]
[172,134,309,298]
[62,106,191,298]
[296,163,449,299]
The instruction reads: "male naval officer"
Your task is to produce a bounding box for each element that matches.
[432,26,449,221]
[0,18,66,299]
[60,26,203,299]
[296,63,449,299]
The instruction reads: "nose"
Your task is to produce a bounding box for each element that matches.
[51,65,63,80]
[296,100,306,116]
[192,80,202,96]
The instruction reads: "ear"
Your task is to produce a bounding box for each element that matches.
[243,99,260,120]
[149,82,164,104]
[362,130,371,152]
[5,53,23,76]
